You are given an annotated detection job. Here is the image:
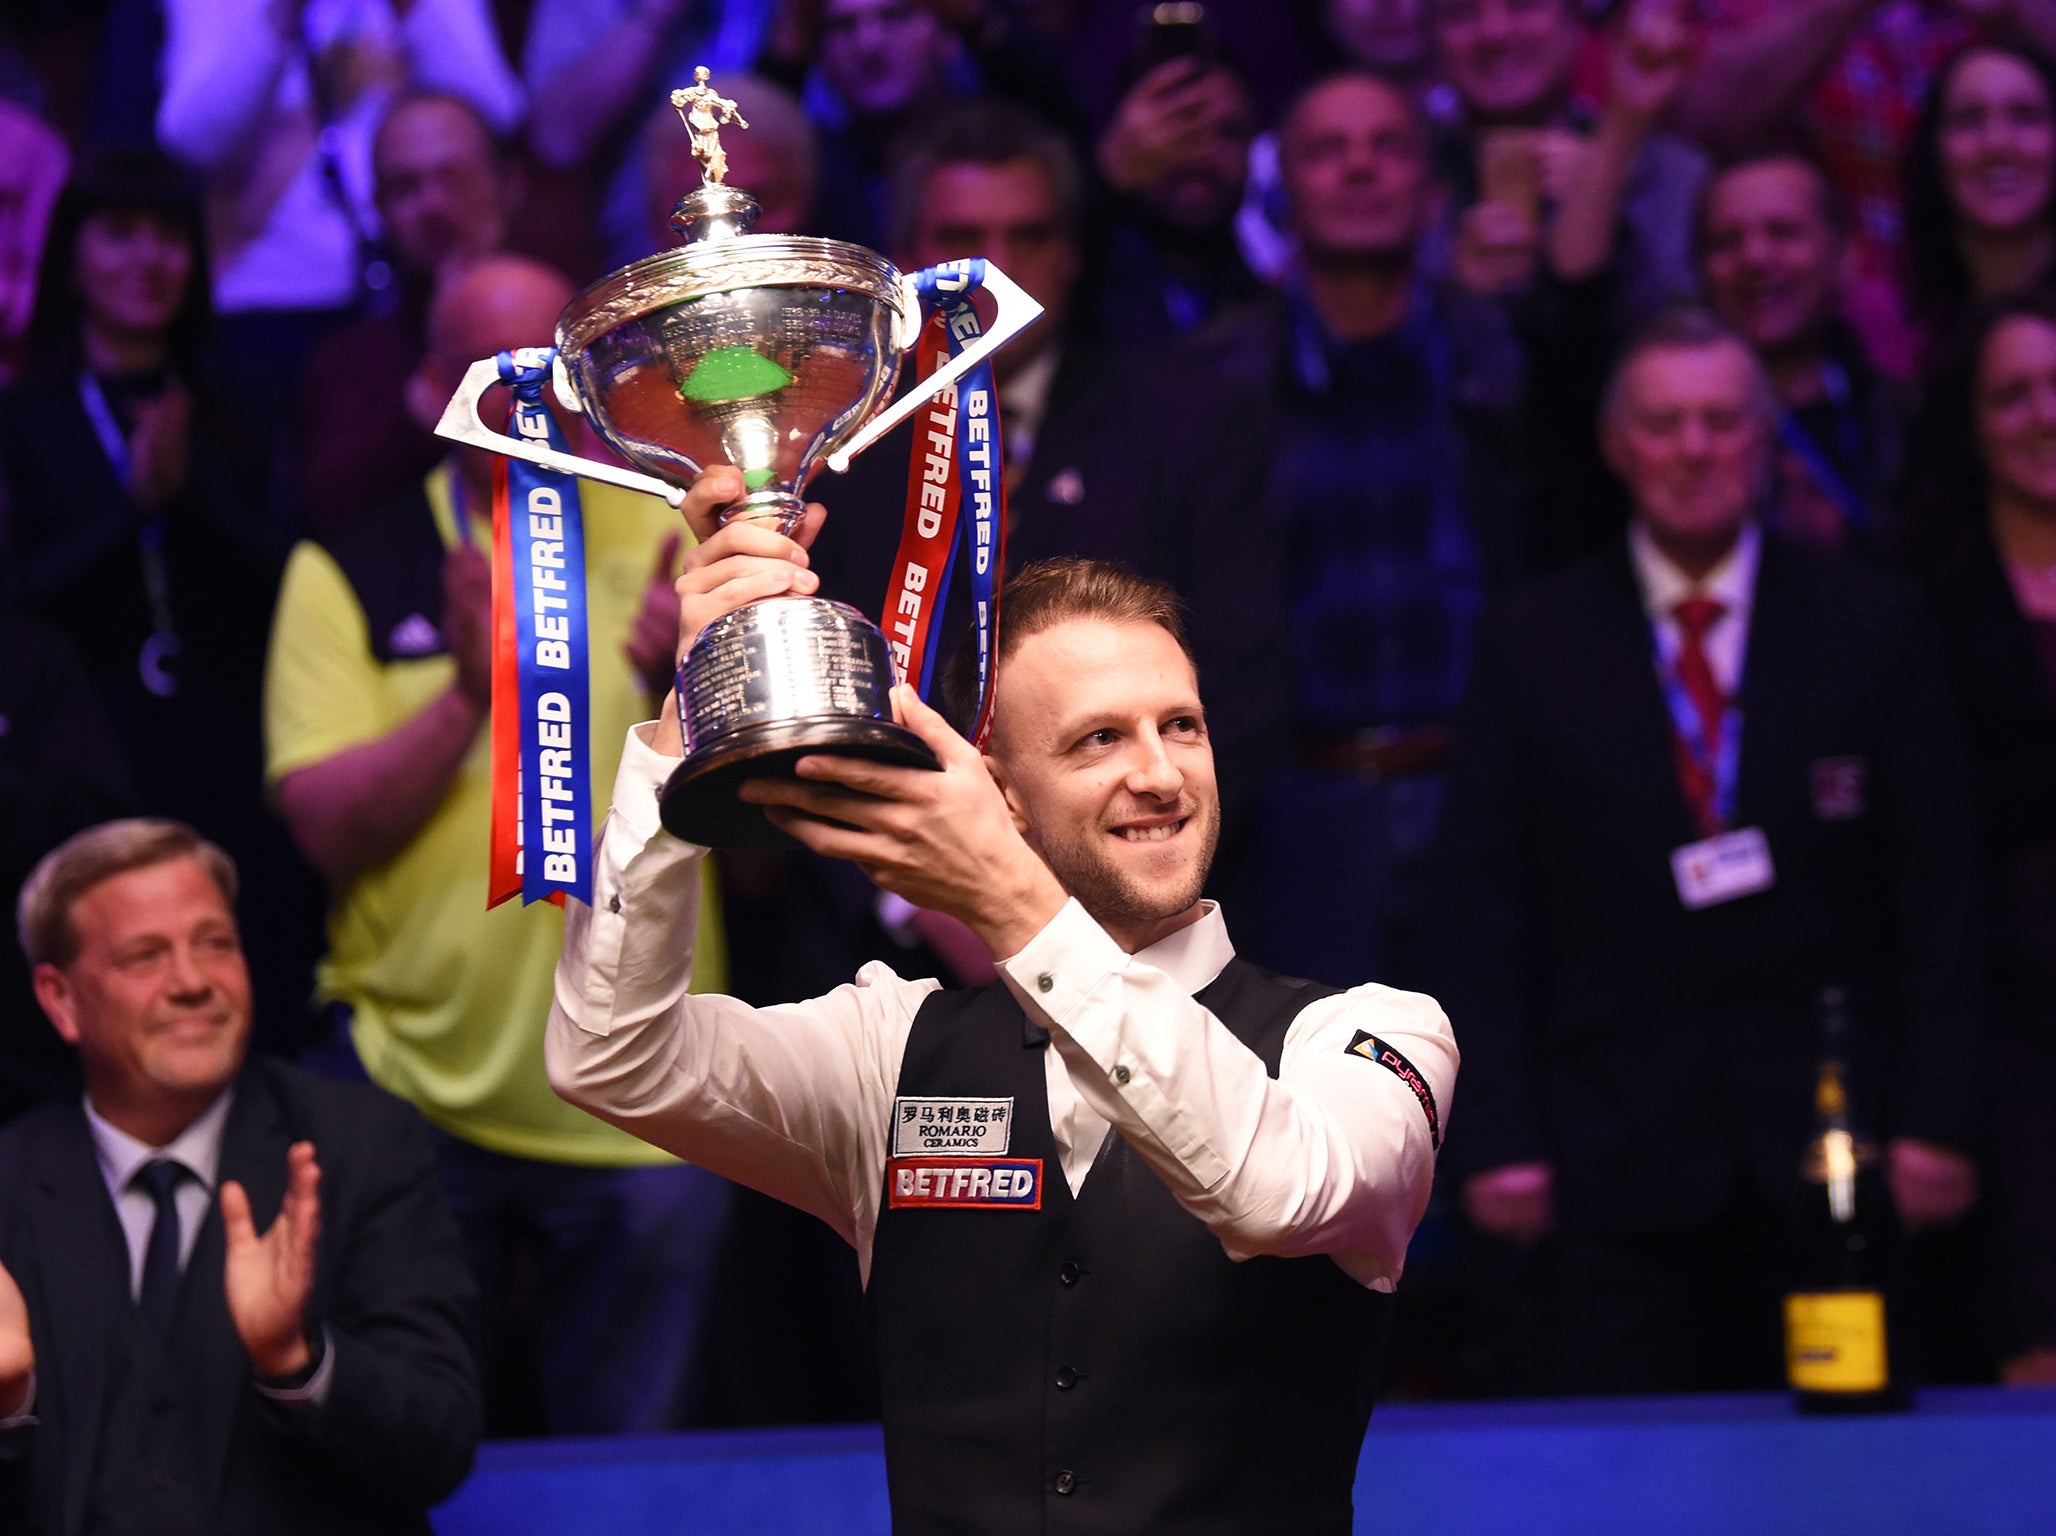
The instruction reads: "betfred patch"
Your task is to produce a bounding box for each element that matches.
[892,1096,1014,1156]
[887,1157,1043,1209]
[1346,1031,1442,1150]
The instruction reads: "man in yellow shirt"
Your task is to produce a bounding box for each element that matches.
[264,254,729,1432]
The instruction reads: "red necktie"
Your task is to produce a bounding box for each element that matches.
[1670,596,1728,836]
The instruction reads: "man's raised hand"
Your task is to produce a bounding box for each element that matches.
[742,685,1068,959]
[653,466,829,755]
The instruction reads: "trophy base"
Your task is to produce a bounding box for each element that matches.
[659,715,941,850]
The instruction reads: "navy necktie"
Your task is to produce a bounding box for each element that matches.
[135,1158,189,1327]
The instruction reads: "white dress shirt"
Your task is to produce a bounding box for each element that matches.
[547,726,1459,1291]
[1627,518,1763,696]
[86,1089,235,1300]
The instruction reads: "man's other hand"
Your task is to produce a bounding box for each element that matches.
[221,1140,322,1379]
[0,1255,32,1419]
[742,685,1068,958]
[1462,1161,1555,1245]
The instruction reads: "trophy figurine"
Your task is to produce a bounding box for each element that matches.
[435,71,1042,850]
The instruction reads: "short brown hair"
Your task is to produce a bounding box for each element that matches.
[940,558,1193,728]
[17,819,238,968]
[1600,303,1779,427]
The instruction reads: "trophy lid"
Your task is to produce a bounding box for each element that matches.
[668,66,763,245]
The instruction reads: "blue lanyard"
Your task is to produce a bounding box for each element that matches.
[1651,621,1746,831]
[1776,359,1868,532]
[79,372,182,698]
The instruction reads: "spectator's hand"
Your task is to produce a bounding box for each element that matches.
[127,384,193,512]
[1462,1162,1555,1244]
[742,685,1067,957]
[2000,1345,2056,1386]
[1887,1137,1978,1232]
[1531,128,1590,207]
[221,1141,321,1379]
[1098,58,1241,195]
[625,530,685,700]
[1608,0,1694,129]
[1453,201,1540,296]
[442,543,494,712]
[0,1255,32,1420]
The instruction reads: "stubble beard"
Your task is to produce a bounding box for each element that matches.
[1036,801,1222,940]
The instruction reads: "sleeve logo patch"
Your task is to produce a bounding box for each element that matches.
[891,1096,1014,1155]
[1346,1031,1442,1149]
[887,1157,1043,1209]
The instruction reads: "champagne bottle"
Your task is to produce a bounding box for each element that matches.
[1783,987,1907,1412]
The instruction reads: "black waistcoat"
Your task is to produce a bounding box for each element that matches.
[868,956,1394,1536]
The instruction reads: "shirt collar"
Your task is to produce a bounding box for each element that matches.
[1130,900,1235,995]
[1627,518,1762,624]
[85,1086,235,1196]
[999,343,1062,448]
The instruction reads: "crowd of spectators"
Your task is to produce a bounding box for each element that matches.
[3,0,2056,1446]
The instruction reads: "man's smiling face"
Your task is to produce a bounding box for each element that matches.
[987,618,1219,952]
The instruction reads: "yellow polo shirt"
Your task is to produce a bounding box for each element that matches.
[264,464,721,1166]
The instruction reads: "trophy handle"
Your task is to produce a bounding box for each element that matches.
[434,357,688,508]
[823,265,1045,474]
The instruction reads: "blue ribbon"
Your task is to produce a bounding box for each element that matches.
[910,260,1002,730]
[498,347,594,905]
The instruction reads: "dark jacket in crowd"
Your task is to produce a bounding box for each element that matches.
[1431,535,1984,1231]
[0,1056,480,1535]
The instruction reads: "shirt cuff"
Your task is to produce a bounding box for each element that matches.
[996,898,1127,1034]
[253,1326,333,1408]
[615,721,683,846]
[0,1370,34,1429]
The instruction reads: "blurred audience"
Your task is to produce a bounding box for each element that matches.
[1202,71,1531,988]
[155,0,524,529]
[0,614,131,1124]
[0,98,67,386]
[801,0,980,249]
[1697,152,1906,550]
[0,818,479,1530]
[1090,54,1263,341]
[1432,0,1706,325]
[295,89,517,539]
[1433,308,1983,1393]
[263,254,731,1435]
[1900,292,2056,1386]
[0,151,321,1051]
[1905,41,2056,359]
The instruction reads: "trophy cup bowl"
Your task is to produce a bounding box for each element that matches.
[435,178,1043,851]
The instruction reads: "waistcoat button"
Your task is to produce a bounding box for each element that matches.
[1058,1261,1081,1286]
[1054,1470,1076,1495]
[1055,1365,1078,1389]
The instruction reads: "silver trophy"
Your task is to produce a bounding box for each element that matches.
[436,68,1042,849]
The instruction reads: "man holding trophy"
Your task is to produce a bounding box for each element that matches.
[437,75,1454,1526]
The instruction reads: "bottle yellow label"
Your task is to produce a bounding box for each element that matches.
[1784,1291,1888,1393]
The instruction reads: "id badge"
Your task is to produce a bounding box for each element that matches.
[1671,827,1776,909]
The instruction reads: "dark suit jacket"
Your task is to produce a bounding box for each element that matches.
[0,1056,480,1535]
[1428,536,1984,1234]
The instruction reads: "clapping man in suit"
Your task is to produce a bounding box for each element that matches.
[1429,307,1983,1393]
[0,819,478,1534]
